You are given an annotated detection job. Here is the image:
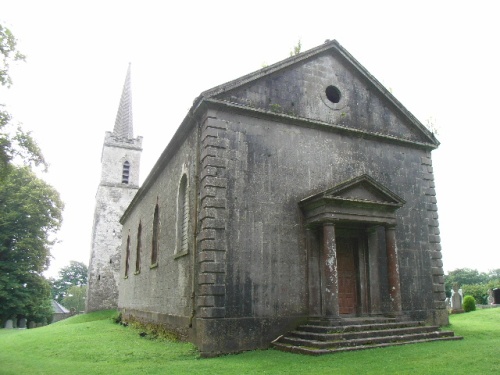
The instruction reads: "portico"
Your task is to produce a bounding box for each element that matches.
[300,175,405,319]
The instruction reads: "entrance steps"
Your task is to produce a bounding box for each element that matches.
[272,317,462,355]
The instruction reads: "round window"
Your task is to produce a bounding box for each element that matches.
[325,85,341,104]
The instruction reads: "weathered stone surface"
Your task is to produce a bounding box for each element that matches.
[117,40,446,356]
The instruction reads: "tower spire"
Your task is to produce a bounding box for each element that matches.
[113,63,133,139]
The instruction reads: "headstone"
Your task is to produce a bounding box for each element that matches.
[451,283,464,312]
[28,321,36,329]
[445,297,451,309]
[18,318,27,329]
[4,319,14,329]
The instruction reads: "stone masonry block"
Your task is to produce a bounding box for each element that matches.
[203,117,228,131]
[429,250,442,260]
[202,127,223,140]
[431,267,445,276]
[421,156,432,165]
[203,137,229,149]
[199,208,227,221]
[199,238,227,252]
[199,284,225,296]
[198,307,225,318]
[198,250,226,263]
[431,259,443,268]
[203,177,228,189]
[201,218,226,230]
[433,284,445,293]
[201,166,219,180]
[199,229,216,241]
[197,295,215,307]
[429,234,441,243]
[198,273,221,285]
[433,275,445,284]
[202,197,226,209]
[201,147,226,162]
[202,156,227,169]
[434,301,446,309]
[200,262,225,273]
[434,291,446,300]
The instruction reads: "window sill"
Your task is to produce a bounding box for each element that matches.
[174,250,189,259]
[124,275,128,279]
[150,262,158,269]
[134,270,140,275]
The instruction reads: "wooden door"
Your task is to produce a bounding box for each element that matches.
[337,237,358,315]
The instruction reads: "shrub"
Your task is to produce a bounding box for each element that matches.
[463,295,476,312]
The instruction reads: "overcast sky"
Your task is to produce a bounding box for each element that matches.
[2,0,499,278]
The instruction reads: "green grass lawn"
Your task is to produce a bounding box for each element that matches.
[1,309,499,374]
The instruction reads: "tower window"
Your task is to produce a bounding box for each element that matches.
[325,85,341,104]
[176,174,189,254]
[135,222,142,274]
[122,161,130,184]
[151,204,159,265]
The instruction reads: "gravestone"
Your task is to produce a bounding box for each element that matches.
[28,321,36,329]
[4,320,14,329]
[451,284,464,312]
[18,318,27,329]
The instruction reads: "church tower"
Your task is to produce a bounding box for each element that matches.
[86,65,142,312]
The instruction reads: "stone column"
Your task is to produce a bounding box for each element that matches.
[367,226,382,315]
[322,223,339,318]
[385,226,403,316]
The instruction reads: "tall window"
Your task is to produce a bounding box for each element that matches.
[177,174,189,254]
[125,235,130,277]
[151,204,159,265]
[122,161,130,184]
[135,222,142,273]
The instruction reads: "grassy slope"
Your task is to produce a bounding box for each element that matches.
[0,309,499,375]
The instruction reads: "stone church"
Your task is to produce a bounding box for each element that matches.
[91,40,451,355]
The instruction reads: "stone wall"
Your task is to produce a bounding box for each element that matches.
[118,127,198,326]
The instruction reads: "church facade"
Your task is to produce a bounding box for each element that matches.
[117,40,447,356]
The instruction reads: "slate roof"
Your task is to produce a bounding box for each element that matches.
[52,300,70,314]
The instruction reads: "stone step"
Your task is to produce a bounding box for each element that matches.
[272,335,464,356]
[298,320,425,333]
[272,318,463,355]
[306,317,397,326]
[279,330,456,349]
[290,325,441,341]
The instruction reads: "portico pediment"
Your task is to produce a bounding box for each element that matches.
[300,175,405,226]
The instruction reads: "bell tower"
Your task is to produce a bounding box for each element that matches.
[86,65,142,312]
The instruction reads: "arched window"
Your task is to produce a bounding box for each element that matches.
[151,204,159,265]
[125,235,130,277]
[122,161,130,184]
[135,222,142,273]
[177,174,189,254]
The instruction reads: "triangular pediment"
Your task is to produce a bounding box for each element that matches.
[301,174,405,207]
[323,175,405,206]
[299,175,405,226]
[199,40,438,148]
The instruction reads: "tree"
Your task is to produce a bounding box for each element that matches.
[444,268,489,296]
[0,24,63,325]
[50,261,88,302]
[61,285,87,313]
[290,39,302,57]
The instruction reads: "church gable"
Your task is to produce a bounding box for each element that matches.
[204,40,438,148]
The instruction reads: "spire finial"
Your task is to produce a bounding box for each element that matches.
[113,63,133,139]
